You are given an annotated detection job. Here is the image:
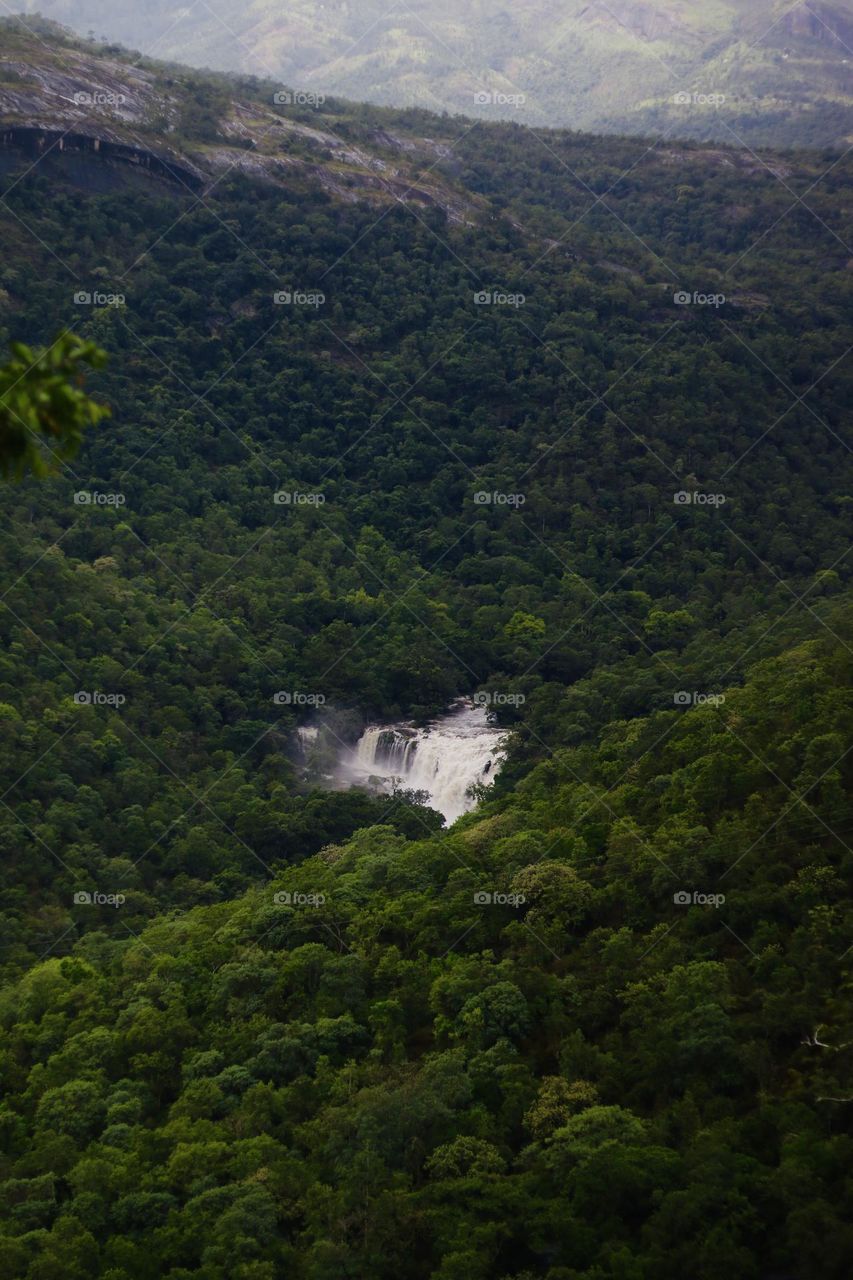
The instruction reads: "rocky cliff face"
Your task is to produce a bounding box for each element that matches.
[577,0,696,44]
[782,1,853,47]
[0,28,482,220]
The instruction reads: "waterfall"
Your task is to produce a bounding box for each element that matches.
[343,702,508,824]
[296,726,319,755]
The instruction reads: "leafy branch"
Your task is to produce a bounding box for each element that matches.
[0,333,110,479]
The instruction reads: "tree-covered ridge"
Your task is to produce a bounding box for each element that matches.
[0,628,851,1279]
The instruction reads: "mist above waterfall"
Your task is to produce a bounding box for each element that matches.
[337,701,508,824]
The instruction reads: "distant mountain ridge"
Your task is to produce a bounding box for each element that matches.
[13,0,853,147]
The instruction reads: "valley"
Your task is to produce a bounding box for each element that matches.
[0,17,850,1280]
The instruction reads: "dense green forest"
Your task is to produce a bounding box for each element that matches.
[1,629,851,1279]
[0,23,851,1279]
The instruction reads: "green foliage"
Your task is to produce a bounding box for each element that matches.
[173,76,230,143]
[0,335,108,478]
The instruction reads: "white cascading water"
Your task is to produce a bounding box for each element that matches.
[295,726,319,755]
[343,701,508,824]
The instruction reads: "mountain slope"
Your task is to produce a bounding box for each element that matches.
[0,26,851,1278]
[13,0,853,147]
[0,628,851,1278]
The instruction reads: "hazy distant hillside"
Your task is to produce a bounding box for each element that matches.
[14,0,853,146]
